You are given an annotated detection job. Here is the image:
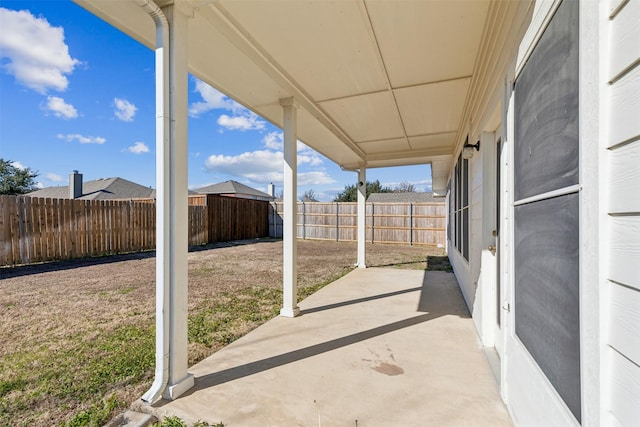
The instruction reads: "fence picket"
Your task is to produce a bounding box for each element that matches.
[0,195,267,265]
[0,196,15,265]
[0,195,442,266]
[269,201,445,247]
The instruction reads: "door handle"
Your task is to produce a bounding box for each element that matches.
[488,244,496,255]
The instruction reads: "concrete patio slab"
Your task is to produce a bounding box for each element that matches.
[135,268,512,426]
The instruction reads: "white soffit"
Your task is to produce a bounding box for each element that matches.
[72,0,500,174]
[356,138,411,155]
[395,78,471,136]
[409,133,457,151]
[189,9,288,109]
[366,0,490,88]
[217,0,388,102]
[319,91,404,143]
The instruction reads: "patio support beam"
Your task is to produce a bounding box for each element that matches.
[140,0,193,404]
[163,3,193,400]
[357,168,367,268]
[280,97,300,318]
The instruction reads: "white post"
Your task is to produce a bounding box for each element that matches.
[357,168,366,268]
[162,3,193,400]
[280,97,300,318]
[139,0,173,404]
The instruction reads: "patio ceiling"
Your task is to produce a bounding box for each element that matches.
[74,0,496,192]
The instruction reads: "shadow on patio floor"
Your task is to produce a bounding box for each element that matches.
[139,268,508,426]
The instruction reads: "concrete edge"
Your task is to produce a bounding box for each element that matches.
[104,410,157,427]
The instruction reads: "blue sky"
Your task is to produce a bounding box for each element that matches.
[0,0,432,201]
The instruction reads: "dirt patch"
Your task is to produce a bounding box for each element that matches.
[0,239,448,425]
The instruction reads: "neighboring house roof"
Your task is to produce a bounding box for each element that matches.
[148,189,199,198]
[194,180,274,201]
[367,192,443,203]
[27,177,154,200]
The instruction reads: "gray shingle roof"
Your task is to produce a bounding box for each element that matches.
[367,192,443,203]
[27,177,154,200]
[194,180,273,200]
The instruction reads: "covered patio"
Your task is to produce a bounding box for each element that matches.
[133,267,511,425]
[71,0,532,417]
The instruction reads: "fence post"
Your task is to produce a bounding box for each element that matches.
[409,202,413,246]
[278,202,283,238]
[302,201,306,239]
[371,202,375,244]
[16,197,26,264]
[335,201,339,242]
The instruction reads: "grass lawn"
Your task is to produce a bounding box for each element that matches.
[0,239,450,426]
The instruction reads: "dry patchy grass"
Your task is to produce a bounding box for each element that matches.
[0,239,449,426]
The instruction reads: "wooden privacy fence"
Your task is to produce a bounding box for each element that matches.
[206,195,270,242]
[0,194,268,266]
[269,201,446,247]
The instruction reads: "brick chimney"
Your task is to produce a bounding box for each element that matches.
[69,170,83,199]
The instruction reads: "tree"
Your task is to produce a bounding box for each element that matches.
[300,189,319,202]
[394,181,416,193]
[0,159,39,195]
[333,179,392,202]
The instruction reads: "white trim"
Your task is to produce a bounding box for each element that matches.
[515,0,563,80]
[508,336,582,426]
[480,130,497,347]
[502,79,515,406]
[166,374,195,401]
[578,0,602,424]
[513,184,581,206]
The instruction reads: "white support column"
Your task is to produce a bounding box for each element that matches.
[162,3,192,400]
[357,168,367,268]
[280,97,300,318]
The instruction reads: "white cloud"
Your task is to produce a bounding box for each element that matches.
[57,133,106,144]
[189,77,266,131]
[204,149,334,185]
[217,113,265,131]
[42,96,78,119]
[45,172,63,182]
[297,171,335,186]
[298,153,323,167]
[10,161,26,170]
[127,142,150,154]
[188,79,238,116]
[205,150,283,183]
[263,131,283,150]
[114,98,137,122]
[262,131,323,163]
[35,181,45,189]
[0,8,79,94]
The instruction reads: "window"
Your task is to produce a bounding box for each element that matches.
[513,0,580,421]
[449,137,470,261]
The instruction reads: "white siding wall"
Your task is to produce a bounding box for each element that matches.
[466,149,485,337]
[603,0,640,425]
[449,154,489,347]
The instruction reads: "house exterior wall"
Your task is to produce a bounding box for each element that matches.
[601,0,640,425]
[448,0,640,425]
